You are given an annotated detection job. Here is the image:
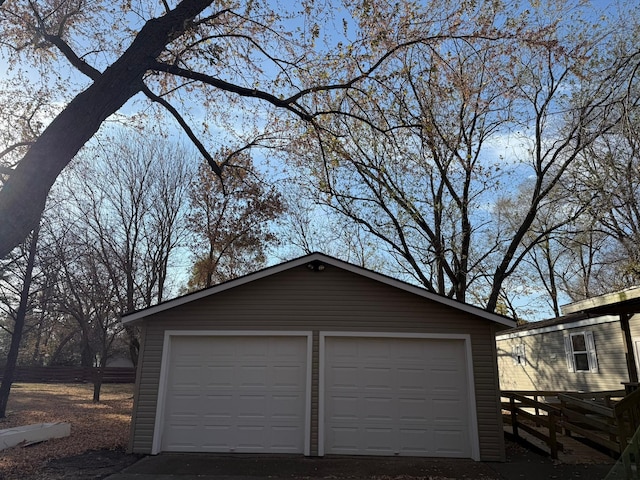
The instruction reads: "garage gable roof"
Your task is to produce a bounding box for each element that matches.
[121,252,516,327]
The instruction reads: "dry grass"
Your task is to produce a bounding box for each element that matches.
[0,383,133,477]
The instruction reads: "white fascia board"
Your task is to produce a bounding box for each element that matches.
[496,315,619,341]
[123,252,515,328]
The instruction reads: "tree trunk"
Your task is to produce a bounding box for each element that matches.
[0,0,215,258]
[0,225,39,417]
[92,372,103,403]
[125,325,140,367]
[31,314,45,365]
[48,331,77,365]
[78,321,94,367]
[92,357,108,403]
[544,241,561,317]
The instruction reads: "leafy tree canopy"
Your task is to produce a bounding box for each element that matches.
[0,0,565,258]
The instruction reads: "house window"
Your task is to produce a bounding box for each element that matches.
[564,331,598,373]
[512,344,526,366]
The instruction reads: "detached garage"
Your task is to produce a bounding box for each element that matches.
[123,253,515,461]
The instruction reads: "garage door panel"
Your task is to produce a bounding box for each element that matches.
[362,367,393,389]
[204,393,233,412]
[324,337,472,458]
[165,427,199,450]
[433,428,468,455]
[272,340,308,359]
[272,365,306,387]
[327,396,359,420]
[271,394,305,417]
[328,426,360,453]
[208,340,237,357]
[365,427,395,453]
[167,393,201,412]
[330,338,362,359]
[328,365,359,388]
[359,339,391,360]
[162,335,308,454]
[238,366,268,387]
[433,399,466,423]
[397,368,428,391]
[362,396,394,421]
[237,394,268,417]
[171,367,202,387]
[272,426,302,444]
[431,372,464,389]
[399,428,430,449]
[398,397,428,421]
[204,365,234,387]
[396,339,426,356]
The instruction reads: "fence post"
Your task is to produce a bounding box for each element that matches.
[548,411,558,460]
[616,408,628,456]
[510,396,519,439]
[560,397,571,437]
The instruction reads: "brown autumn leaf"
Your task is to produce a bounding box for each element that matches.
[0,383,133,478]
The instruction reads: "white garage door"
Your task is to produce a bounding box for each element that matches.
[161,335,308,453]
[323,336,472,457]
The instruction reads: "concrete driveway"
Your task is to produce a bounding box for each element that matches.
[104,447,614,480]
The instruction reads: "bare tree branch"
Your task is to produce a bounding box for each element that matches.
[141,83,222,177]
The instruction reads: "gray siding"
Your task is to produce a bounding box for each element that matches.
[130,263,505,461]
[497,319,629,392]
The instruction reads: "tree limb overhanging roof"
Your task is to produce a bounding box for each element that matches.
[120,252,516,328]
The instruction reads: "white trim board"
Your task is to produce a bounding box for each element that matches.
[151,330,313,456]
[496,315,619,341]
[317,331,480,461]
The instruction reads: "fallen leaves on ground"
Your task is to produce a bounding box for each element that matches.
[0,383,133,478]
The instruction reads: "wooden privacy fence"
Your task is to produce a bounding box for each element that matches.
[503,389,640,465]
[0,366,136,383]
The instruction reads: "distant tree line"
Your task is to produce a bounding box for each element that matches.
[0,131,283,406]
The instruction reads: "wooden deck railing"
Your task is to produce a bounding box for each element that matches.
[611,388,640,478]
[503,389,640,467]
[613,387,640,450]
[559,393,622,453]
[502,391,564,458]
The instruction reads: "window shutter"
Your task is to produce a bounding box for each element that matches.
[585,331,598,373]
[564,336,575,372]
